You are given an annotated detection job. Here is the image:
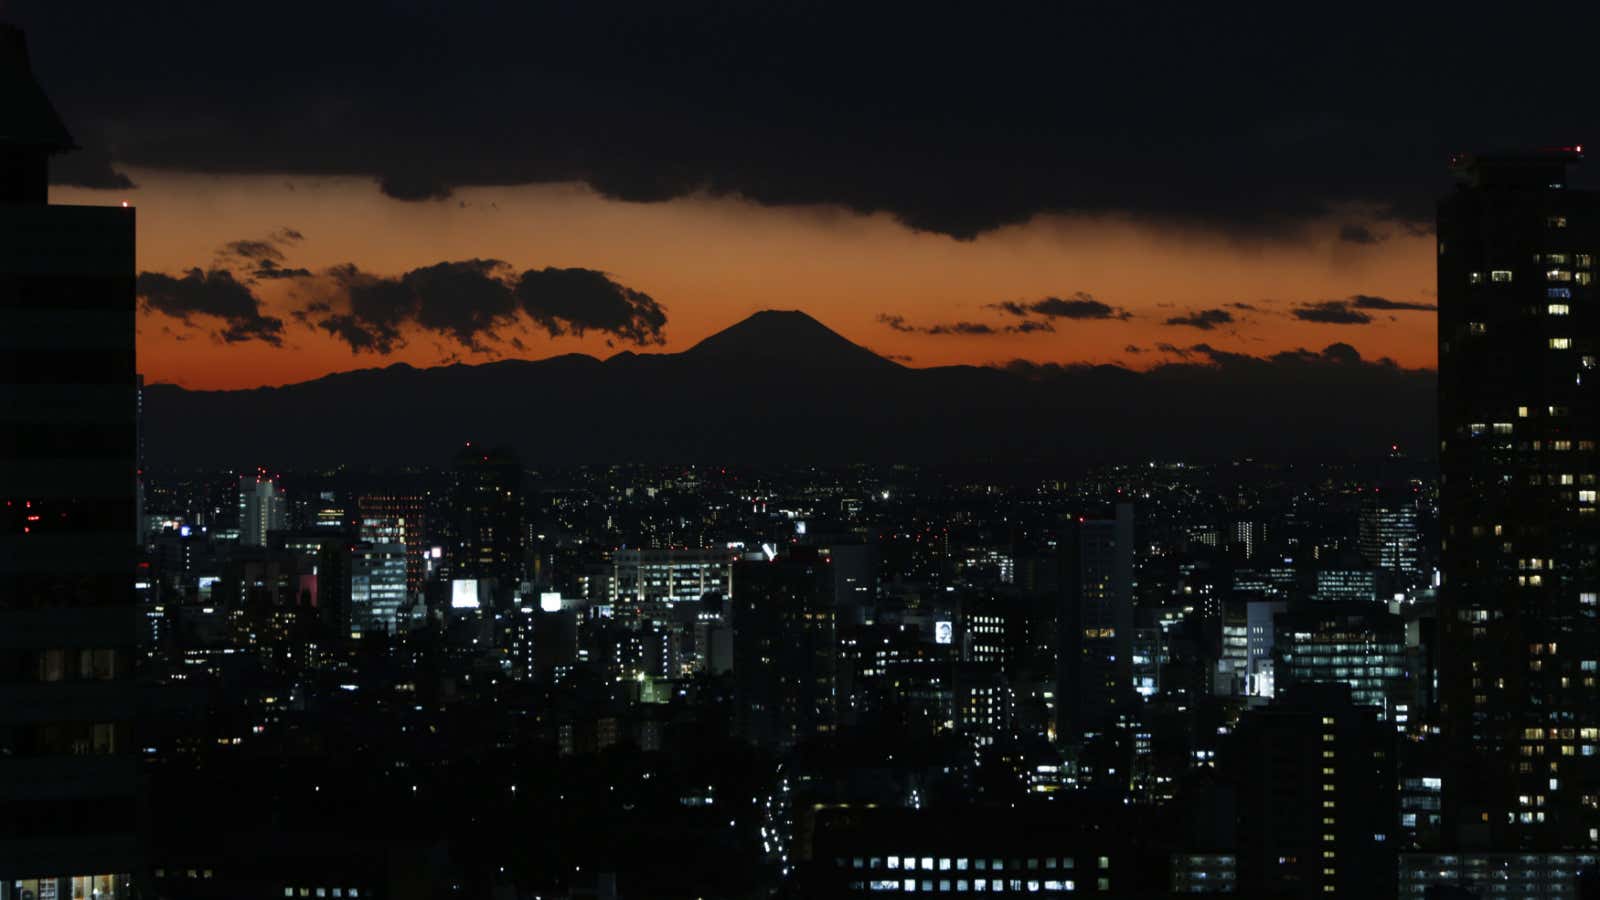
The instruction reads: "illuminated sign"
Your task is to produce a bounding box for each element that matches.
[539,592,563,613]
[451,579,481,610]
[935,621,953,645]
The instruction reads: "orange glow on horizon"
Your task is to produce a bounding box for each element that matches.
[60,170,1436,391]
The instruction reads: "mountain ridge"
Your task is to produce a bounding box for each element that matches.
[141,310,1436,467]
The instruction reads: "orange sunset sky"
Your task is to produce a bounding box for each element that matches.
[58,170,1437,391]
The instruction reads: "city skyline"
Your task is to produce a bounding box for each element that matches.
[10,4,1600,897]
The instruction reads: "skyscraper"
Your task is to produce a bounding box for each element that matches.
[1358,493,1421,580]
[450,444,523,593]
[357,492,426,599]
[0,24,140,893]
[1221,684,1397,899]
[349,541,408,638]
[237,470,286,547]
[732,550,837,750]
[1438,147,1600,848]
[1056,503,1134,744]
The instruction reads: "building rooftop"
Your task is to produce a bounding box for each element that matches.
[0,24,76,152]
[1449,146,1584,188]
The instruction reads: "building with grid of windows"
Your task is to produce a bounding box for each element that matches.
[0,24,140,896]
[1437,148,1600,848]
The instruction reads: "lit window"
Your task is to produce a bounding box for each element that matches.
[1549,269,1573,282]
[1492,270,1514,282]
[1550,304,1571,315]
[1579,272,1594,285]
[1469,272,1484,284]
[1548,216,1568,228]
[1551,338,1572,349]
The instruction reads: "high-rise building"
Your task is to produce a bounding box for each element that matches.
[450,444,522,592]
[1274,604,1409,719]
[0,24,140,893]
[1221,684,1397,899]
[237,470,286,547]
[1056,503,1134,744]
[1437,147,1600,848]
[1358,491,1421,580]
[732,550,837,750]
[349,542,407,638]
[357,493,426,599]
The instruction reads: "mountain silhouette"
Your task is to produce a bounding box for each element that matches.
[141,310,1436,468]
[679,309,902,372]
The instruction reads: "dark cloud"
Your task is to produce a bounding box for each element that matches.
[1338,223,1384,245]
[1008,341,1403,379]
[253,258,313,280]
[987,292,1130,321]
[1293,300,1374,325]
[31,3,1595,238]
[515,267,668,345]
[220,239,282,262]
[1349,293,1436,312]
[214,228,311,281]
[408,259,520,351]
[1124,344,1144,354]
[309,261,666,354]
[46,130,135,190]
[137,268,285,344]
[1008,319,1056,334]
[877,314,1053,336]
[1164,309,1235,330]
[926,322,998,336]
[1228,302,1261,311]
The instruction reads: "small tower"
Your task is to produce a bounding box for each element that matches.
[0,24,77,204]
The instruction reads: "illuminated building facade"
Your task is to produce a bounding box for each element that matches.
[1437,148,1600,848]
[356,493,426,599]
[237,471,286,548]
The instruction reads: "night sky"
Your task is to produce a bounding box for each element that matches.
[18,2,1597,389]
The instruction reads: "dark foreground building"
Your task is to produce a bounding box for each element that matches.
[0,24,141,897]
[1437,147,1600,849]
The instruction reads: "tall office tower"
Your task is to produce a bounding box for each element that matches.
[1358,492,1421,579]
[348,542,407,638]
[731,550,837,751]
[450,444,523,591]
[1438,148,1600,849]
[1220,684,1396,900]
[236,470,286,547]
[357,493,426,599]
[1056,503,1134,744]
[0,25,140,895]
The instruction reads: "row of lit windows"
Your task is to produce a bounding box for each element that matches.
[870,856,1103,872]
[862,878,1092,892]
[1467,269,1596,285]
